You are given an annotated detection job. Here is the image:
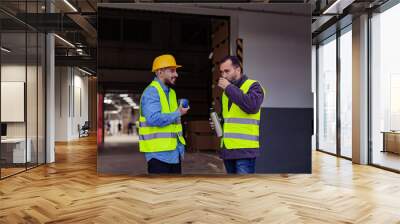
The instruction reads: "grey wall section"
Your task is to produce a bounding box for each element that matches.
[256,107,313,173]
[237,8,312,108]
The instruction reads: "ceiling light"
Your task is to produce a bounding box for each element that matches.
[63,0,78,12]
[76,48,85,55]
[1,47,11,53]
[124,98,133,103]
[54,34,75,48]
[322,0,353,15]
[119,94,128,97]
[323,0,342,14]
[77,67,93,76]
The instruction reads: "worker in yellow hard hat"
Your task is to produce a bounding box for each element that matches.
[138,54,189,174]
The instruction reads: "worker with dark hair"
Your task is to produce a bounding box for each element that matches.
[216,55,265,174]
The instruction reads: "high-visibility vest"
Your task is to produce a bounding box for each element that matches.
[139,81,186,152]
[222,79,261,149]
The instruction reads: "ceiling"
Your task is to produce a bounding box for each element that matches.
[0,0,392,74]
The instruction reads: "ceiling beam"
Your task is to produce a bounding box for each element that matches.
[55,55,96,69]
[67,13,97,39]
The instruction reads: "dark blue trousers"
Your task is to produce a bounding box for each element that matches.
[147,158,181,174]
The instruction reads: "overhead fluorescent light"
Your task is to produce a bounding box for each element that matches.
[78,67,93,76]
[322,0,355,15]
[124,97,133,103]
[323,0,342,14]
[54,34,75,48]
[63,0,78,12]
[1,47,11,53]
[76,48,86,55]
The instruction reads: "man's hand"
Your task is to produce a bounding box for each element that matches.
[178,106,190,116]
[209,116,222,130]
[209,118,215,130]
[218,78,231,90]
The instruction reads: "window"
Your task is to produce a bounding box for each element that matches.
[0,3,46,179]
[370,2,400,171]
[339,28,352,158]
[317,36,337,155]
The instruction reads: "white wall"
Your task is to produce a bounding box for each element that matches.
[1,65,39,137]
[1,65,26,139]
[98,3,312,108]
[72,72,89,138]
[55,66,68,141]
[55,67,89,141]
[2,63,46,164]
[1,65,26,81]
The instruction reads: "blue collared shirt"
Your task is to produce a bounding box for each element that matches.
[141,78,184,164]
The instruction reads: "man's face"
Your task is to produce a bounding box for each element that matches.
[219,59,241,81]
[159,67,178,86]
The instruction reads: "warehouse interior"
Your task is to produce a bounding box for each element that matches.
[1,0,400,222]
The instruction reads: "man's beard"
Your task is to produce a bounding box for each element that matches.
[165,78,176,87]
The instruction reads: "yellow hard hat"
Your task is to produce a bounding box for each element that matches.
[152,54,182,72]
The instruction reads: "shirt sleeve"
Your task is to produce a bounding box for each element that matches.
[141,87,181,127]
[224,82,265,114]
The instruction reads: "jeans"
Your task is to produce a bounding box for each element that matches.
[223,158,256,174]
[147,158,181,174]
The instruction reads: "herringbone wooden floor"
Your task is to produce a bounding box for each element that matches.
[1,135,400,224]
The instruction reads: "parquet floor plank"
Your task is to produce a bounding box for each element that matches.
[0,135,399,223]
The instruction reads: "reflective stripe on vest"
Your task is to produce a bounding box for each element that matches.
[139,132,183,140]
[224,118,260,125]
[140,119,181,127]
[222,79,262,149]
[138,81,186,152]
[223,133,259,141]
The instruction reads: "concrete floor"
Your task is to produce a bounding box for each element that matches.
[104,134,138,144]
[98,142,225,175]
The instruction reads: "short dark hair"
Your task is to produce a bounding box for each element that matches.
[219,55,242,69]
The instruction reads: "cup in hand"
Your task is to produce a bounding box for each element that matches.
[179,98,189,108]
